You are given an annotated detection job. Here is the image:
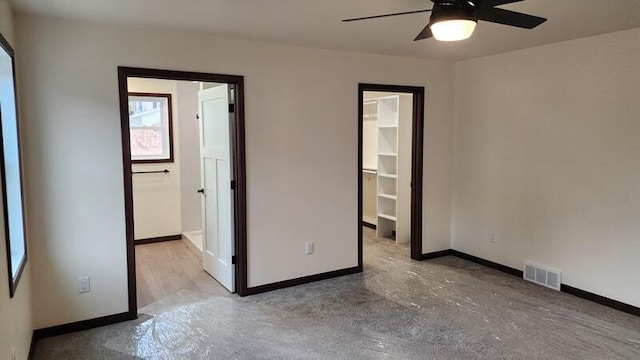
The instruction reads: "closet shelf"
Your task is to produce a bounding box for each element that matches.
[378,194,397,200]
[378,125,398,129]
[378,173,397,179]
[378,214,397,221]
[378,152,397,157]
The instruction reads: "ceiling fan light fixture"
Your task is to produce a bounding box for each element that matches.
[430,19,477,41]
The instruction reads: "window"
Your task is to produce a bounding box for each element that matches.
[128,93,174,163]
[0,32,27,298]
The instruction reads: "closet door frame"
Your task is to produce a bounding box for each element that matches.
[357,83,425,266]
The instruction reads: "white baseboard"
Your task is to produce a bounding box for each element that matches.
[182,230,203,257]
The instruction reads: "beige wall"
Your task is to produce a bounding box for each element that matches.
[453,28,640,307]
[128,78,183,240]
[0,1,33,359]
[177,81,203,233]
[362,109,377,171]
[362,94,378,225]
[0,0,12,42]
[16,14,454,328]
[362,173,377,225]
[128,78,204,238]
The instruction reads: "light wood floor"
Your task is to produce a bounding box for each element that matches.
[135,239,230,309]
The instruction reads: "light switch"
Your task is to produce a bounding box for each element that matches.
[305,242,314,255]
[78,276,91,293]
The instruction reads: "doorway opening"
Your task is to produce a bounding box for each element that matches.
[118,67,248,318]
[358,84,425,269]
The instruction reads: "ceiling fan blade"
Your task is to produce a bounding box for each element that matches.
[342,9,431,22]
[479,0,524,8]
[477,7,547,29]
[414,24,433,41]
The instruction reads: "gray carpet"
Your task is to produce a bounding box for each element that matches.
[31,228,640,359]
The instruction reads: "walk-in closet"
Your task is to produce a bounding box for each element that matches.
[362,91,413,243]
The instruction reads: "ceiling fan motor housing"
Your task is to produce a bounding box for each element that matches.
[430,1,478,24]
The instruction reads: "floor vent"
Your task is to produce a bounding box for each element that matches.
[524,261,561,291]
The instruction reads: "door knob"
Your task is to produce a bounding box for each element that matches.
[197,188,204,194]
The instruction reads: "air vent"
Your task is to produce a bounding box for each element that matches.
[524,261,561,291]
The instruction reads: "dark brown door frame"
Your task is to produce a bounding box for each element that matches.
[118,67,249,319]
[358,83,425,267]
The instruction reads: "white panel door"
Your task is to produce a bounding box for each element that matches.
[198,84,235,292]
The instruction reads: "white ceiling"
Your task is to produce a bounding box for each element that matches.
[10,0,640,60]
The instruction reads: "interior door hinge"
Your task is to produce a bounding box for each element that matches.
[231,180,236,190]
[231,255,237,264]
[228,103,235,113]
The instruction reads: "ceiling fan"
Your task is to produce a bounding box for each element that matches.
[343,0,547,42]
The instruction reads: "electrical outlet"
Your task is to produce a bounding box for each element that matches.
[305,241,314,255]
[489,232,497,244]
[78,276,91,293]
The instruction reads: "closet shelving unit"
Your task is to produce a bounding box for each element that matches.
[373,96,400,239]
